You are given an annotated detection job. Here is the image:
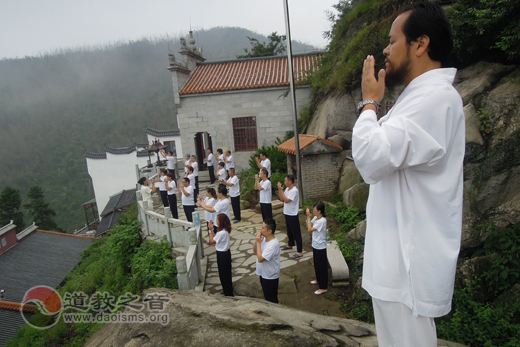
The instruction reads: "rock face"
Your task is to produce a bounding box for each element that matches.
[84,289,467,347]
[310,62,520,250]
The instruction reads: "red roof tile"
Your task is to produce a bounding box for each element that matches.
[0,300,36,313]
[277,134,343,155]
[180,54,321,95]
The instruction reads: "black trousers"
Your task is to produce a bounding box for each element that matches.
[208,166,215,183]
[260,203,273,221]
[285,214,302,253]
[160,190,169,207]
[260,276,279,303]
[217,249,234,296]
[313,247,328,290]
[231,196,241,221]
[183,205,195,222]
[167,194,178,219]
[194,176,199,203]
[168,168,176,179]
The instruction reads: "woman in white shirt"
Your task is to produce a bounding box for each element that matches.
[200,187,217,245]
[165,173,178,219]
[157,169,169,207]
[306,202,328,295]
[217,162,226,183]
[178,177,195,222]
[208,213,233,296]
[137,177,156,209]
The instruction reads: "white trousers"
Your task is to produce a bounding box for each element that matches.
[372,298,437,347]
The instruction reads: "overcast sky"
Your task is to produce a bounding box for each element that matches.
[0,0,339,60]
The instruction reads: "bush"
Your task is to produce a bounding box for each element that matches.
[328,203,364,232]
[247,138,287,174]
[436,278,520,346]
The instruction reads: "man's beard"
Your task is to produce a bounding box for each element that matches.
[385,54,411,90]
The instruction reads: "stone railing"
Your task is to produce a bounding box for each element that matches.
[136,193,205,291]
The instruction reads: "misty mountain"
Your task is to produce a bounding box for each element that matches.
[0,27,316,231]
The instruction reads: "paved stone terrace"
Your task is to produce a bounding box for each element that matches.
[151,179,312,294]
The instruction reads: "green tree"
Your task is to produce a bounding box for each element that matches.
[237,32,286,58]
[24,185,61,232]
[0,186,25,229]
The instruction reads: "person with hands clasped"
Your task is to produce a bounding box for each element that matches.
[254,218,280,303]
[165,173,178,219]
[278,175,303,259]
[219,168,240,223]
[199,187,217,245]
[306,202,328,295]
[254,152,271,178]
[197,185,231,225]
[255,169,272,221]
[208,214,234,297]
[178,177,195,222]
[352,3,465,346]
[137,177,155,209]
[157,169,169,208]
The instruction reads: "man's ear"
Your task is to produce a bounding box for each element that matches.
[415,35,430,58]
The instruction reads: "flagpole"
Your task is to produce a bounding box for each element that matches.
[283,0,303,207]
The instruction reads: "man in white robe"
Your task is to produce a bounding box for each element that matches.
[352,3,465,346]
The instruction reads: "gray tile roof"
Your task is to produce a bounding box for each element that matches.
[96,189,136,237]
[0,309,32,346]
[145,127,180,137]
[84,152,107,159]
[0,231,92,345]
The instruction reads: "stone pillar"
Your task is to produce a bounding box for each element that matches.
[176,256,189,290]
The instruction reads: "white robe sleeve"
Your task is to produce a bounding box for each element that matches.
[352,91,455,184]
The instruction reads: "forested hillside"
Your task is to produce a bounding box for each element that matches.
[0,27,315,231]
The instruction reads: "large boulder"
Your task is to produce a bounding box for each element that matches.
[338,155,363,194]
[84,289,466,347]
[343,182,369,213]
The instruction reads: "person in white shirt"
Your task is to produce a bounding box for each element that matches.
[197,185,231,226]
[216,148,225,165]
[190,155,199,200]
[137,177,155,209]
[255,151,271,178]
[165,173,178,219]
[224,150,234,178]
[254,218,280,303]
[219,168,240,223]
[217,162,226,183]
[199,187,217,245]
[255,169,272,221]
[204,148,216,184]
[185,166,196,204]
[306,202,327,295]
[277,175,302,259]
[183,154,190,174]
[208,213,234,297]
[352,3,464,346]
[160,149,177,179]
[178,177,195,222]
[157,169,169,207]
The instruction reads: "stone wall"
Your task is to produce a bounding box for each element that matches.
[177,87,311,173]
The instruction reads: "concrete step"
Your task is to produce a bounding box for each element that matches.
[327,240,350,284]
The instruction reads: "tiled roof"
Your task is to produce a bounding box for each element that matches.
[145,127,180,137]
[0,300,36,313]
[104,145,136,155]
[277,134,343,155]
[137,151,150,158]
[97,189,136,237]
[0,230,92,344]
[85,152,107,159]
[180,53,322,95]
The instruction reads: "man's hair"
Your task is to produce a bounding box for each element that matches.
[400,1,453,66]
[138,177,147,185]
[217,148,223,154]
[191,155,196,159]
[218,162,225,168]
[229,168,235,174]
[226,150,231,155]
[286,174,295,184]
[168,151,174,156]
[183,177,190,184]
[261,169,268,177]
[264,218,276,235]
[260,151,268,157]
[218,185,228,196]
